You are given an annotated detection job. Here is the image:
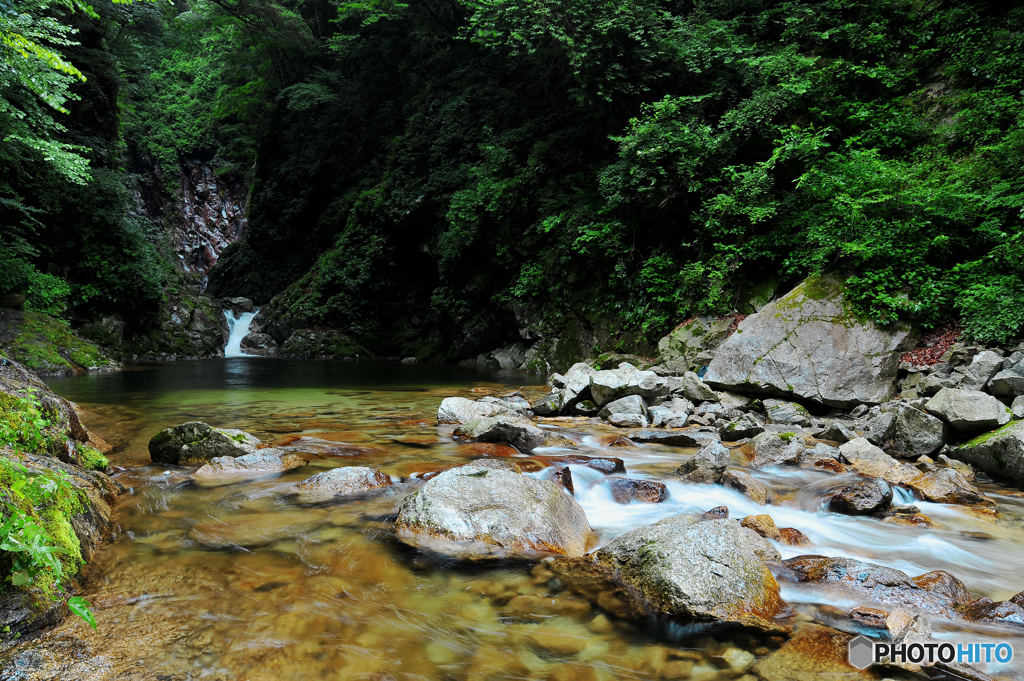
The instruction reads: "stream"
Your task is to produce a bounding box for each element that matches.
[39,359,1024,679]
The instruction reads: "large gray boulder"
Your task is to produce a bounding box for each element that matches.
[149,422,261,465]
[956,350,1005,391]
[763,399,811,427]
[597,394,648,420]
[703,276,912,408]
[681,372,718,403]
[828,478,892,515]
[838,437,918,485]
[437,397,519,424]
[657,316,735,373]
[394,464,591,558]
[589,364,667,406]
[453,415,546,452]
[673,440,730,483]
[592,516,783,630]
[742,432,804,468]
[952,421,1024,488]
[890,406,946,457]
[989,360,1024,397]
[926,388,1011,436]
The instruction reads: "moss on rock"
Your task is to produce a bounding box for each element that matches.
[0,310,115,375]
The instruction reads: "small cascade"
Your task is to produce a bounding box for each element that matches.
[223,309,258,357]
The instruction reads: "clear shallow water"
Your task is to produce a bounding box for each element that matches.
[37,359,1024,679]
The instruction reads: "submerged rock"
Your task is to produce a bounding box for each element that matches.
[535,454,626,475]
[703,276,912,408]
[194,450,306,476]
[394,463,591,559]
[753,623,866,681]
[723,470,770,504]
[904,468,993,507]
[149,422,261,465]
[296,465,392,494]
[452,415,546,452]
[591,516,783,630]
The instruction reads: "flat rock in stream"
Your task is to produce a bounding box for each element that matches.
[533,454,626,475]
[453,415,546,452]
[753,623,869,681]
[437,396,520,424]
[591,515,784,630]
[837,437,918,485]
[394,463,591,559]
[778,556,977,620]
[626,429,720,448]
[149,422,261,465]
[295,466,392,495]
[194,450,306,477]
[904,468,994,507]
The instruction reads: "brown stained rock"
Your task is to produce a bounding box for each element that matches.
[778,528,810,546]
[722,470,770,504]
[741,514,782,541]
[701,505,729,520]
[461,442,521,458]
[1013,591,1024,608]
[904,468,994,507]
[742,432,804,469]
[849,606,889,629]
[295,466,392,494]
[605,478,667,504]
[753,623,869,681]
[779,556,976,620]
[828,479,893,516]
[600,435,636,448]
[278,437,390,458]
[882,511,934,528]
[542,465,575,495]
[813,458,847,474]
[547,558,657,621]
[534,454,626,475]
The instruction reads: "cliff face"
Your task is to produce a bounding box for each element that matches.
[175,161,249,291]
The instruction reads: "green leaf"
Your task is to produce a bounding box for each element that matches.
[67,597,97,629]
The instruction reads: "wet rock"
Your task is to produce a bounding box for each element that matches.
[605,478,668,504]
[531,391,565,416]
[681,371,718,403]
[541,432,578,448]
[149,422,260,465]
[194,450,306,476]
[719,414,764,440]
[466,459,523,473]
[811,421,854,443]
[837,438,917,484]
[778,528,810,546]
[626,429,720,448]
[453,415,546,452]
[541,465,575,495]
[240,331,278,356]
[704,276,912,408]
[599,435,635,448]
[967,599,1024,626]
[723,470,769,504]
[296,466,392,494]
[848,606,889,629]
[478,395,533,418]
[592,516,783,630]
[952,420,1024,488]
[437,396,519,424]
[779,556,975,619]
[925,388,1010,436]
[673,441,730,483]
[740,514,781,540]
[608,412,648,428]
[904,468,994,507]
[701,505,729,520]
[753,623,867,681]
[536,454,626,475]
[742,432,804,468]
[394,463,591,559]
[937,453,975,480]
[882,505,935,527]
[741,528,782,562]
[890,406,946,457]
[828,478,893,515]
[764,399,812,427]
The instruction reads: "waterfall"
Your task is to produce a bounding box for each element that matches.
[223,309,258,357]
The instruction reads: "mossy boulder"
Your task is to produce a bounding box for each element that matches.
[278,328,368,359]
[656,316,735,373]
[592,516,784,630]
[952,420,1024,489]
[704,276,914,408]
[0,309,115,375]
[148,422,261,465]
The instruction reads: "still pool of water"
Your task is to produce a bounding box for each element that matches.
[30,359,1024,679]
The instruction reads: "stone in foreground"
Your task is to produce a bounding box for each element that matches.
[296,466,392,494]
[592,515,783,630]
[149,422,260,465]
[394,464,591,559]
[703,276,912,408]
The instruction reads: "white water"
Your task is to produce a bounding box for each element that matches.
[223,309,258,357]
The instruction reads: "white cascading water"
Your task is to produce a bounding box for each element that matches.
[223,309,258,357]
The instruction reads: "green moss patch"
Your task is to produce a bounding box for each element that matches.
[0,311,114,374]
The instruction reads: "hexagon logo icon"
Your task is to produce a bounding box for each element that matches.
[848,636,875,669]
